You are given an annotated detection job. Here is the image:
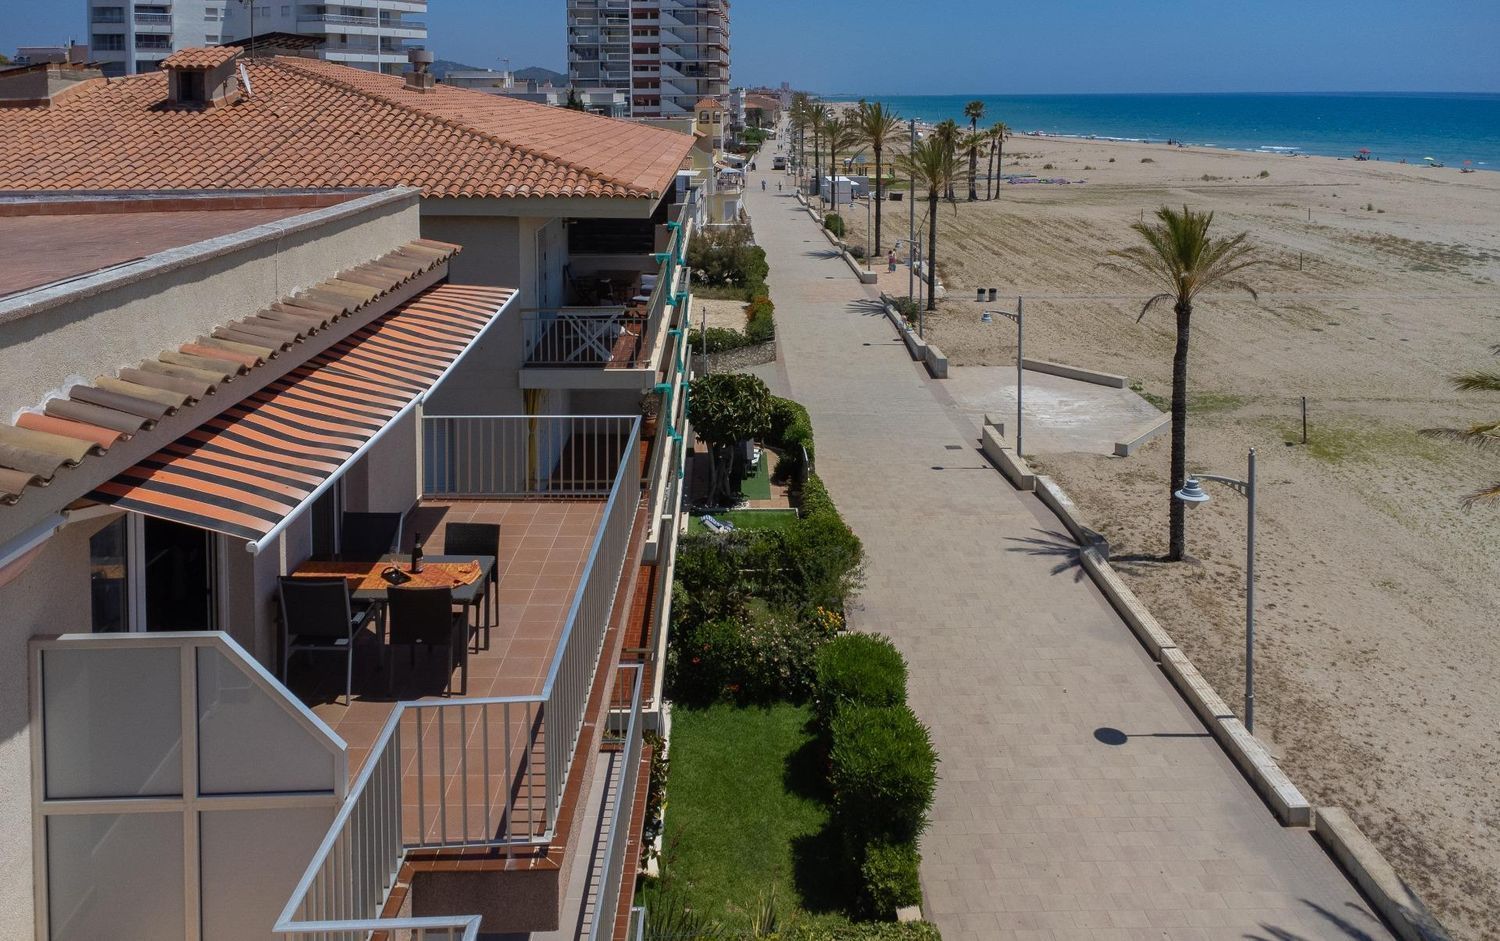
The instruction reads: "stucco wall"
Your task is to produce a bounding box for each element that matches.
[0,191,422,420]
[0,518,101,937]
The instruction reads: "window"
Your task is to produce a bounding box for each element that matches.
[177,70,206,104]
[281,4,290,14]
[204,5,218,15]
[136,33,171,49]
[91,6,125,23]
[88,518,130,633]
[91,33,126,50]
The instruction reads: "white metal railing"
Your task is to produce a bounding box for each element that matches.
[586,664,645,941]
[278,417,641,938]
[522,306,647,368]
[422,415,636,499]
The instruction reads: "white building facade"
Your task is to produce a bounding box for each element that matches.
[566,0,729,118]
[86,0,224,76]
[218,0,429,74]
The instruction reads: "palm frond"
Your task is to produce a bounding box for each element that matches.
[1461,481,1500,509]
[1451,371,1500,393]
[1419,424,1500,450]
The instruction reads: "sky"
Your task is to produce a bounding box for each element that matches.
[8,0,1498,94]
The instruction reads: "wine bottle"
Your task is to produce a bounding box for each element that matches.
[411,532,424,574]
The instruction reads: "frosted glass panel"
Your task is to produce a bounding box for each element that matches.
[47,812,184,941]
[42,646,182,799]
[196,647,339,794]
[200,807,337,941]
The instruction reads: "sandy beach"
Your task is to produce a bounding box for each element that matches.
[822,134,1500,937]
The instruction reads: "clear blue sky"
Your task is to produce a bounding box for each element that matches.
[9,0,1497,94]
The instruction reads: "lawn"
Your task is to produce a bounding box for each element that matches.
[738,451,773,501]
[642,703,853,931]
[687,508,799,535]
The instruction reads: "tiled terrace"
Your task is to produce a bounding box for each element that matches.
[290,498,607,847]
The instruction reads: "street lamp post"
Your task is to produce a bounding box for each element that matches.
[908,118,917,304]
[1174,448,1259,732]
[865,194,873,270]
[984,298,1024,456]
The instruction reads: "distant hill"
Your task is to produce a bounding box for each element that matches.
[430,59,484,80]
[515,66,567,85]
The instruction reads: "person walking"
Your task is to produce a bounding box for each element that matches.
[762,179,768,191]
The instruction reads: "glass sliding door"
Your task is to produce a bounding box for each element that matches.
[88,514,220,633]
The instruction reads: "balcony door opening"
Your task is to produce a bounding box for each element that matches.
[89,514,223,633]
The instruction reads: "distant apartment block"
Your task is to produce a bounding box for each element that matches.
[444,69,630,118]
[86,0,224,76]
[567,0,729,118]
[219,1,428,74]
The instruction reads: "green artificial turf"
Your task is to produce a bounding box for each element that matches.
[687,508,799,535]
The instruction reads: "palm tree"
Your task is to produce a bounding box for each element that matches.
[825,114,862,218]
[1421,350,1500,506]
[933,119,960,201]
[853,101,903,254]
[1102,206,1263,562]
[963,100,986,200]
[987,121,1009,199]
[808,106,829,206]
[961,132,987,206]
[897,138,958,313]
[789,94,812,180]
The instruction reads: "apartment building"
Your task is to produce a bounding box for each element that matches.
[444,69,631,118]
[567,0,730,118]
[219,0,428,74]
[86,0,224,76]
[0,49,697,940]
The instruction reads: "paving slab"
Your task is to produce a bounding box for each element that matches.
[739,147,1393,941]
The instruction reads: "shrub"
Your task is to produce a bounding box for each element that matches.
[668,609,822,705]
[746,312,776,344]
[640,730,670,867]
[860,841,923,917]
[890,296,920,325]
[766,396,813,479]
[673,533,753,625]
[689,326,756,355]
[1041,163,1054,170]
[823,213,846,238]
[814,634,908,731]
[688,225,770,290]
[780,922,943,941]
[1258,169,1271,178]
[1140,157,1155,163]
[1108,157,1116,163]
[848,245,866,260]
[829,704,937,845]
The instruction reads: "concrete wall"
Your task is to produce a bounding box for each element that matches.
[0,518,98,937]
[0,190,422,420]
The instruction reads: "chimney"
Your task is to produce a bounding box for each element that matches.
[404,49,436,93]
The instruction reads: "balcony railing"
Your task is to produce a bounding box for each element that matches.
[586,663,645,941]
[276,416,642,938]
[522,307,650,368]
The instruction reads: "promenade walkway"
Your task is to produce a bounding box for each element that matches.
[740,156,1391,940]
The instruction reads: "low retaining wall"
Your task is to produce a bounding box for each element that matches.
[980,424,1034,490]
[1114,412,1171,457]
[706,340,776,373]
[1023,357,1128,388]
[1315,808,1453,941]
[877,293,953,380]
[1011,458,1316,826]
[923,342,948,378]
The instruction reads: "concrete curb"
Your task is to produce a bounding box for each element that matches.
[1315,808,1453,941]
[1010,464,1317,827]
[839,249,879,284]
[923,342,948,377]
[980,423,1035,490]
[1114,412,1171,457]
[1022,357,1128,388]
[877,293,953,380]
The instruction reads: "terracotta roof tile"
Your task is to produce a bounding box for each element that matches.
[0,58,695,200]
[160,46,241,70]
[0,239,462,506]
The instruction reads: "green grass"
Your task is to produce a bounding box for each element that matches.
[693,284,755,302]
[688,508,799,534]
[738,451,773,501]
[641,703,854,931]
[1129,382,1246,416]
[1287,422,1451,466]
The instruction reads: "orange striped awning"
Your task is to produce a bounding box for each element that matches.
[91,283,513,544]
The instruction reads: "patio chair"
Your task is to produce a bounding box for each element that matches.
[442,521,500,650]
[278,577,377,706]
[386,585,469,696]
[339,511,403,562]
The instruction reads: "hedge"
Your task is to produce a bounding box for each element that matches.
[860,841,923,917]
[814,634,907,731]
[689,326,759,355]
[771,921,943,941]
[766,396,813,480]
[829,704,937,846]
[824,213,846,239]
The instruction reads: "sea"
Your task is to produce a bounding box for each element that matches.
[823,93,1500,170]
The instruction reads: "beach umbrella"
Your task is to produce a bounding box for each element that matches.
[1358,148,1371,154]
[1424,157,1438,163]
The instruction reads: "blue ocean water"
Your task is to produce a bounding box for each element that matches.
[824,93,1500,169]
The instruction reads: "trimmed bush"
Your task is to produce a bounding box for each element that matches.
[814,634,907,730]
[823,213,846,238]
[773,498,863,611]
[745,293,776,344]
[780,922,943,941]
[829,704,937,845]
[667,609,822,705]
[860,841,923,917]
[689,326,757,355]
[766,396,813,480]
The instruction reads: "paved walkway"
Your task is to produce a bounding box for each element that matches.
[742,150,1391,941]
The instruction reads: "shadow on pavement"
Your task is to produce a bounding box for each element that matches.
[1005,529,1087,582]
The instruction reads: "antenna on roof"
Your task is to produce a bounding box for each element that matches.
[238,62,253,98]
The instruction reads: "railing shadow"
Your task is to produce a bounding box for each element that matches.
[1005,528,1087,583]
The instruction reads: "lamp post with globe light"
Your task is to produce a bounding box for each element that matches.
[1175,448,1259,732]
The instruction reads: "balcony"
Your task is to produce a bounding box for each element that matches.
[274,414,648,937]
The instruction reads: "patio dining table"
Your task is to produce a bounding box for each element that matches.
[291,554,497,648]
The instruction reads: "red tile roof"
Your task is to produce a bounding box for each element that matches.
[0,55,695,200]
[160,46,240,70]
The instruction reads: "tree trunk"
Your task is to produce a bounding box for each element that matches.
[926,192,939,311]
[873,147,884,254]
[968,146,979,201]
[1167,299,1192,561]
[986,145,995,199]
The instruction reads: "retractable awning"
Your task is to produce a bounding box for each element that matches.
[90,283,514,551]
